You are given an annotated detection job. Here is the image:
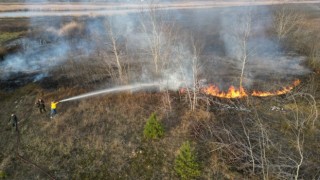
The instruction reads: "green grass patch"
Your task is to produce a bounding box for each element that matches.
[0,31,24,44]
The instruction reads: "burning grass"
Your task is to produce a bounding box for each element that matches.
[203,79,301,99]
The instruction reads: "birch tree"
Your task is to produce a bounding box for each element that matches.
[273,5,303,41]
[104,18,126,84]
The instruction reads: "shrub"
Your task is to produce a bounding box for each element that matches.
[143,113,164,139]
[174,141,201,179]
[0,170,7,179]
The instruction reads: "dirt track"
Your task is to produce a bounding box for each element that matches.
[0,0,319,17]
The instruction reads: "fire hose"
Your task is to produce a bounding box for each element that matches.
[13,105,56,180]
[15,131,56,180]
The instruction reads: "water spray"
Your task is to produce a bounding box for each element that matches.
[59,82,160,103]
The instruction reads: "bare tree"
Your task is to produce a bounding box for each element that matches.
[236,9,253,89]
[138,4,180,111]
[139,4,178,74]
[253,109,271,180]
[293,126,304,180]
[272,5,304,40]
[104,18,126,84]
[272,93,318,179]
[190,38,204,111]
[227,8,254,89]
[174,33,204,111]
[139,5,164,75]
[241,119,256,174]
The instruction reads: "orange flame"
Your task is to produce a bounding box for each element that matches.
[251,79,301,97]
[203,85,248,98]
[202,79,300,98]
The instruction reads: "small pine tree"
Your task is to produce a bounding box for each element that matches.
[143,113,164,139]
[174,141,201,179]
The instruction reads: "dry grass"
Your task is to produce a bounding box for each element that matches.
[0,84,186,179]
[0,71,319,179]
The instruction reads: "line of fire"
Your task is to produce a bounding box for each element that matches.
[181,79,301,99]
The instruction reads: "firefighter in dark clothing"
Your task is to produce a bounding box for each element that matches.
[35,98,46,113]
[9,114,18,132]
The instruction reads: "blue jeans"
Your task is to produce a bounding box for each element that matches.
[51,109,57,117]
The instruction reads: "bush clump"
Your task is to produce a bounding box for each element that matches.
[143,113,164,139]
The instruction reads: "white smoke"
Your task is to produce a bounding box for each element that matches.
[0,41,70,79]
[215,5,309,87]
[0,2,310,90]
[47,21,84,36]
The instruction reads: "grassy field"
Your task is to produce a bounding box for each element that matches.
[0,3,320,180]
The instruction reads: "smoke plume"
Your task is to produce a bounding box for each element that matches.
[0,1,310,91]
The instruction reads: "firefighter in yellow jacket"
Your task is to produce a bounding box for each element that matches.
[50,101,59,119]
